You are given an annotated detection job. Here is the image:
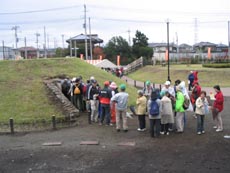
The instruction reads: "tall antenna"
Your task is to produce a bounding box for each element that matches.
[194,18,199,44]
[84,4,88,60]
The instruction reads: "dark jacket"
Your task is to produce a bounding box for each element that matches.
[87,85,100,100]
[188,73,194,83]
[99,87,112,105]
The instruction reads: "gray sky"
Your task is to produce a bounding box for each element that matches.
[0,0,230,48]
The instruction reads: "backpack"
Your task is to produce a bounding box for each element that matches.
[150,100,159,116]
[183,95,190,110]
[74,85,81,94]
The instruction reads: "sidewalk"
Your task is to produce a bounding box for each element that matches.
[122,76,230,96]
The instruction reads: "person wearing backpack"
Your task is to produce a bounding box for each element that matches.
[136,90,147,132]
[148,90,161,138]
[73,78,84,112]
[175,85,185,133]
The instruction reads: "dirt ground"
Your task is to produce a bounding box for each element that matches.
[0,98,230,173]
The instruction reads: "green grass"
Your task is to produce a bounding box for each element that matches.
[128,64,230,87]
[0,58,137,124]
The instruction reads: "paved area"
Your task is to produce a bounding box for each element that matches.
[0,97,230,172]
[122,76,230,96]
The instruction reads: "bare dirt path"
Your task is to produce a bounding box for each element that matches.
[0,98,230,173]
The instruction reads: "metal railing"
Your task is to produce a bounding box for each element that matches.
[124,56,143,74]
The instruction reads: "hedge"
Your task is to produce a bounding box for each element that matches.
[202,63,230,68]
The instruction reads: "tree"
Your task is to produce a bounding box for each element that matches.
[132,30,153,59]
[104,36,132,64]
[133,30,148,47]
[55,47,69,57]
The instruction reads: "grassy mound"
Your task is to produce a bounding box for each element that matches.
[0,58,137,124]
[128,64,230,87]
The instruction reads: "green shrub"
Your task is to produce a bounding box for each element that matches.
[202,63,230,68]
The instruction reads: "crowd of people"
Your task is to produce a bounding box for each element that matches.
[61,71,224,138]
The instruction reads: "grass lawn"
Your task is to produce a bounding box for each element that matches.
[128,64,230,87]
[0,58,137,124]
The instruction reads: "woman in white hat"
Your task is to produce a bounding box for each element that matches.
[110,82,118,124]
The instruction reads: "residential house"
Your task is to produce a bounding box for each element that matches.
[18,47,37,59]
[148,43,177,61]
[0,46,15,60]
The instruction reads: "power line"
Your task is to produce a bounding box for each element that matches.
[0,17,83,25]
[0,5,81,15]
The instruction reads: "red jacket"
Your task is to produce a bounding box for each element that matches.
[193,71,198,83]
[213,91,224,112]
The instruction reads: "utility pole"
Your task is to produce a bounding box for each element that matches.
[35,32,40,58]
[12,26,19,49]
[89,17,93,60]
[228,21,230,59]
[24,37,27,59]
[44,26,47,58]
[2,40,5,60]
[47,34,50,49]
[175,32,179,59]
[84,4,88,60]
[194,18,198,44]
[167,21,170,81]
[127,29,131,46]
[70,37,72,57]
[61,34,64,57]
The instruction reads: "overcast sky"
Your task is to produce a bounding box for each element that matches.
[0,0,230,48]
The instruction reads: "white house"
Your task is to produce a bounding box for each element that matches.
[0,46,15,60]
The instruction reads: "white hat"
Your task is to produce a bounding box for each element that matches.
[165,81,171,86]
[90,76,95,80]
[71,77,76,82]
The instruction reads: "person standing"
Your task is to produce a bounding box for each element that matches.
[212,85,224,132]
[99,81,112,126]
[175,85,185,133]
[193,71,199,84]
[143,80,154,100]
[111,84,129,132]
[148,90,161,138]
[110,82,118,124]
[191,82,202,118]
[87,80,100,123]
[160,91,174,135]
[188,71,195,91]
[162,81,175,98]
[73,78,84,112]
[195,91,209,135]
[136,90,147,132]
